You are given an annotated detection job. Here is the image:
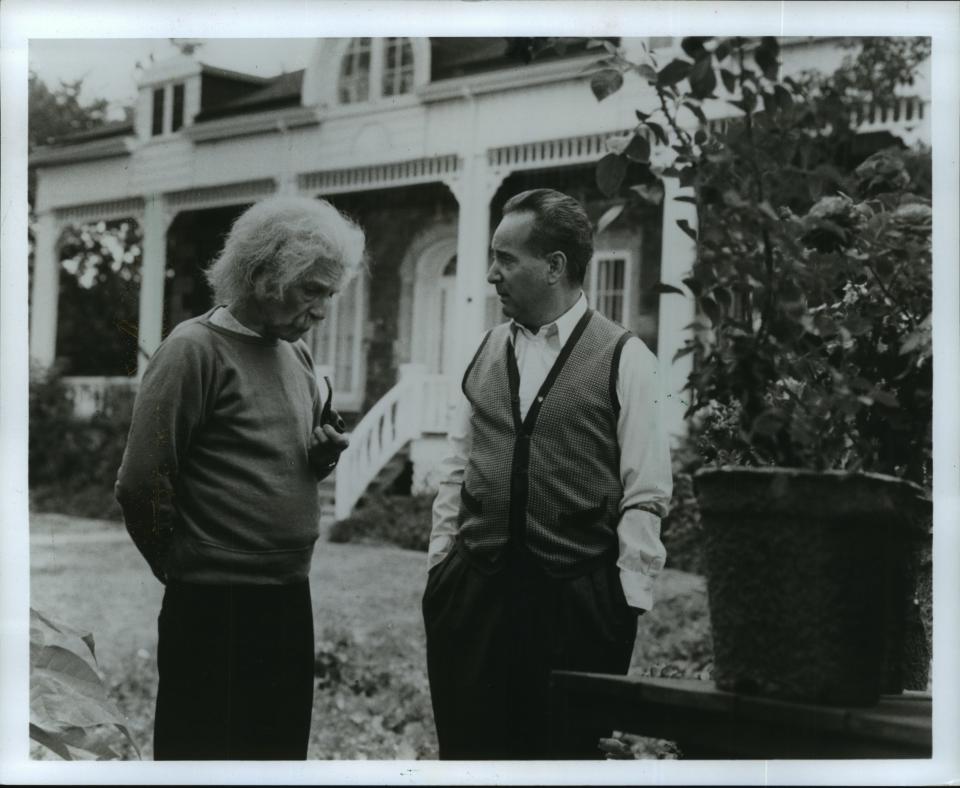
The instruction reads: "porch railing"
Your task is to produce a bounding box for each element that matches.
[334,364,457,521]
[707,95,928,144]
[63,376,138,419]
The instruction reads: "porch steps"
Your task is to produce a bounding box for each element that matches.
[318,447,411,527]
[319,475,337,519]
[358,446,412,502]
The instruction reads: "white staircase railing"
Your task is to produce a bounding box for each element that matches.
[63,376,138,419]
[333,364,457,521]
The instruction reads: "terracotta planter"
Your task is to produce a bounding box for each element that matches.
[694,467,930,707]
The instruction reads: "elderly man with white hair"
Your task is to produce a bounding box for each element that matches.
[116,196,365,760]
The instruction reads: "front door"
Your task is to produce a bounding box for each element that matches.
[435,255,457,375]
[410,232,459,376]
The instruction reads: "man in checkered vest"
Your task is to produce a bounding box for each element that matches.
[423,188,673,759]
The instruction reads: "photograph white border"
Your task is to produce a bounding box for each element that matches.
[3,1,958,784]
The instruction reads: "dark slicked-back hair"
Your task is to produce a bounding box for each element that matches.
[502,188,594,285]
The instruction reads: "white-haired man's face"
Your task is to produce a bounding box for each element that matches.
[247,270,337,342]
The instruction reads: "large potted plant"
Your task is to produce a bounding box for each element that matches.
[585,36,932,705]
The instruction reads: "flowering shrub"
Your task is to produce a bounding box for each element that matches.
[29,363,134,518]
[587,37,931,485]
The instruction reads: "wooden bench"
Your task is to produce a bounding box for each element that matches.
[550,672,932,759]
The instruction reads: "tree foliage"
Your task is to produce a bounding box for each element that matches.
[29,362,135,517]
[28,71,113,153]
[584,37,931,485]
[28,72,141,375]
[830,37,931,102]
[56,219,144,376]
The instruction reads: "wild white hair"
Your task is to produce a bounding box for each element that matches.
[206,196,366,306]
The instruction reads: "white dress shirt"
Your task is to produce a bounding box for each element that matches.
[428,293,672,611]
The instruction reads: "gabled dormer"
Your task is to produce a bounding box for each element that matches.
[135,54,269,140]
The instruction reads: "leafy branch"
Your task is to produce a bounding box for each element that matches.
[581,35,932,484]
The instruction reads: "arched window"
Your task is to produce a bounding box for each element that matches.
[382,37,415,97]
[338,37,372,104]
[336,37,417,105]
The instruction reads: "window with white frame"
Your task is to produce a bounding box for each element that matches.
[172,83,186,132]
[382,38,415,97]
[338,38,372,104]
[584,250,634,328]
[307,272,367,411]
[150,81,187,136]
[151,88,165,136]
[337,37,416,105]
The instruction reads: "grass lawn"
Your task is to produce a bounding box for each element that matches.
[29,512,712,761]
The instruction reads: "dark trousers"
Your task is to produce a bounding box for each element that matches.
[423,543,637,760]
[153,580,315,760]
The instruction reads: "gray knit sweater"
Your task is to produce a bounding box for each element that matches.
[116,308,325,585]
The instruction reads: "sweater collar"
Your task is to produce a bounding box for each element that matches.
[210,305,263,337]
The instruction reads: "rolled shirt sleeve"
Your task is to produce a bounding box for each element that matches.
[615,337,673,611]
[427,394,472,571]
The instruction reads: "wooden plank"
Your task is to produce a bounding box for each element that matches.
[845,709,933,749]
[552,672,733,713]
[550,673,932,759]
[731,690,855,741]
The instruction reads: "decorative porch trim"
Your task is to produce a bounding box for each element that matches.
[487,129,639,174]
[165,178,277,213]
[53,197,146,226]
[298,154,459,195]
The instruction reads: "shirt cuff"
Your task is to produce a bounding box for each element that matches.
[427,535,454,571]
[619,567,655,612]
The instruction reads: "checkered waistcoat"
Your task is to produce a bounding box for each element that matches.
[459,309,632,575]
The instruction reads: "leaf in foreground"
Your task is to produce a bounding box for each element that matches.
[596,154,628,197]
[591,69,624,102]
[30,608,141,760]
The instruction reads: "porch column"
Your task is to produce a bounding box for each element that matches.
[277,173,299,195]
[137,195,169,377]
[446,155,503,376]
[29,211,60,368]
[656,177,698,445]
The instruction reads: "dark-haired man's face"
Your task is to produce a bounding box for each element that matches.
[488,211,551,329]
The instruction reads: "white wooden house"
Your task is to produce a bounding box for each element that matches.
[29,37,930,519]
